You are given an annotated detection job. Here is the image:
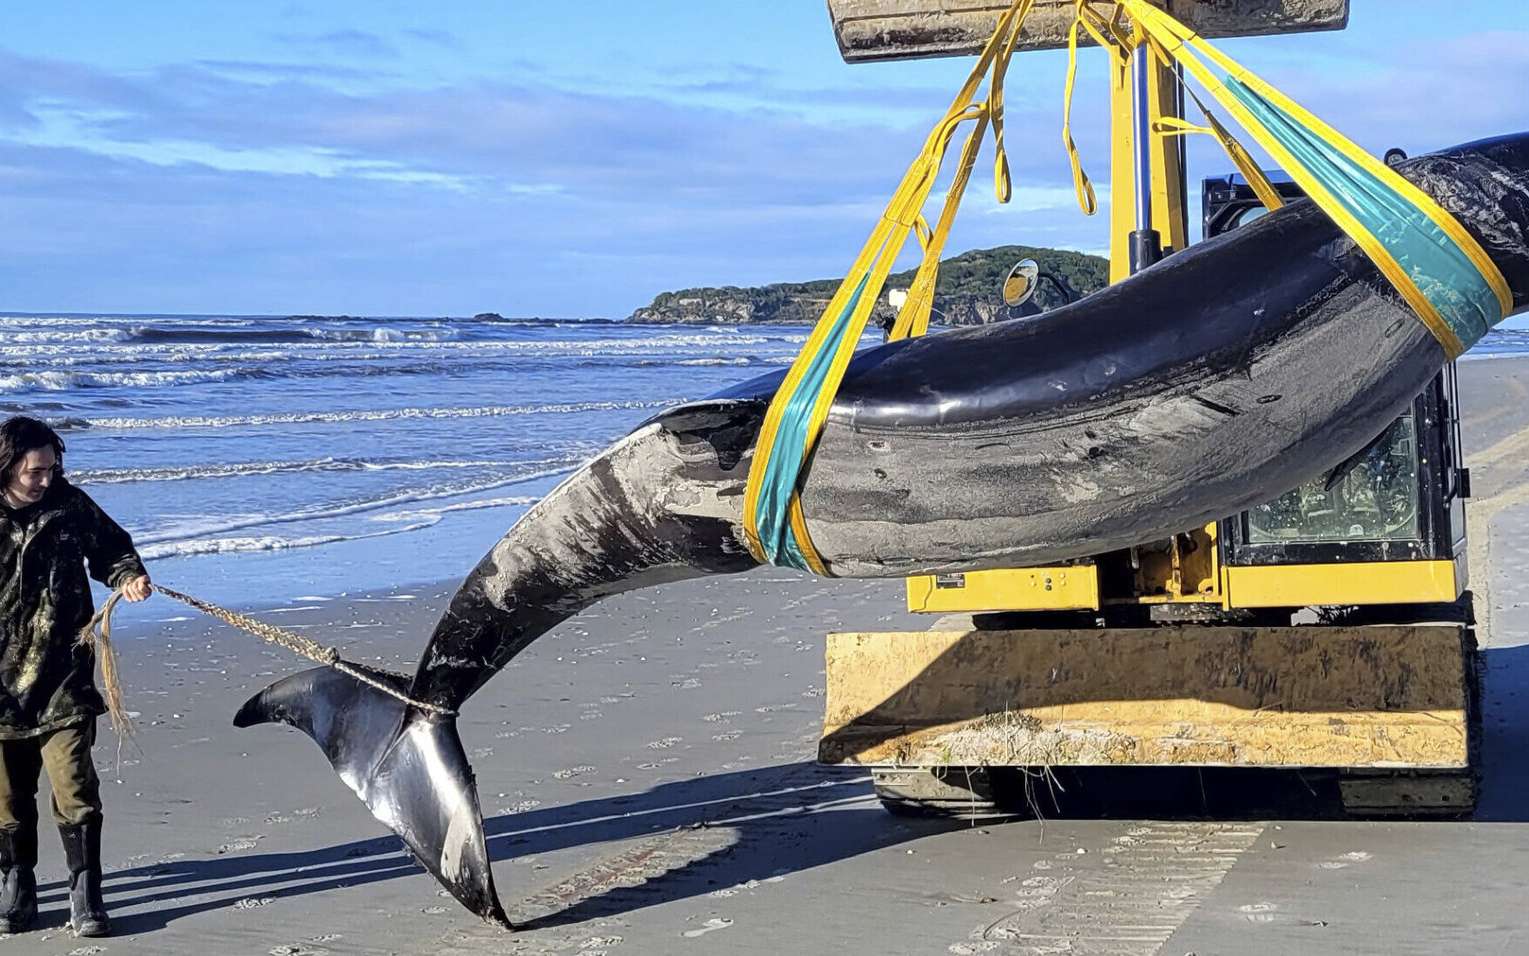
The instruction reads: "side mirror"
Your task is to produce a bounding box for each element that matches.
[1001,258,1041,307]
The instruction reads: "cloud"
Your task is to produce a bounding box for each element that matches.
[3,45,1104,209]
[403,28,463,51]
[193,58,393,83]
[1234,29,1529,153]
[3,14,1514,318]
[9,32,1416,316]
[275,29,399,60]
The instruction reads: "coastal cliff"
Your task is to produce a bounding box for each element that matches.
[627,245,1108,326]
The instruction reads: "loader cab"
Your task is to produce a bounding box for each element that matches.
[1204,173,1471,607]
[906,173,1472,617]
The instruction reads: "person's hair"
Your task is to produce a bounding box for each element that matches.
[0,416,65,488]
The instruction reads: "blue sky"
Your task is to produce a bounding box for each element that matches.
[1,2,1526,318]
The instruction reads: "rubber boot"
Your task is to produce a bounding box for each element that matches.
[58,823,108,937]
[0,826,37,934]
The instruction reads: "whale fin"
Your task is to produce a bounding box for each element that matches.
[234,666,510,927]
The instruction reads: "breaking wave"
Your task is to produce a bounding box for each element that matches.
[0,368,267,393]
[132,463,580,547]
[369,495,539,523]
[71,457,520,485]
[56,399,678,432]
[128,325,458,344]
[138,521,436,561]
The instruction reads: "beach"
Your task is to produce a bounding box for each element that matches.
[1,347,1528,954]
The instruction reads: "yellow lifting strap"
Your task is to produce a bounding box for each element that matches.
[1154,90,1286,214]
[741,0,1035,573]
[1115,0,1512,358]
[746,0,1513,575]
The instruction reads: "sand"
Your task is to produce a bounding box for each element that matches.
[6,356,1529,955]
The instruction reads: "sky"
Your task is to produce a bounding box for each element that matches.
[1,1,1527,319]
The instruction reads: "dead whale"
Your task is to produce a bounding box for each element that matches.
[236,133,1529,925]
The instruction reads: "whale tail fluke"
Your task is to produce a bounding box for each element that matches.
[234,666,510,928]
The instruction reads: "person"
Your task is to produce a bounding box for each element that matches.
[0,416,149,938]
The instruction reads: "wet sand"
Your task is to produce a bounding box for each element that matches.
[8,356,1529,955]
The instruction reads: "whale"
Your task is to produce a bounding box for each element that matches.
[235,133,1529,926]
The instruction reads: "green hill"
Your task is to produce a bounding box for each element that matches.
[627,245,1108,326]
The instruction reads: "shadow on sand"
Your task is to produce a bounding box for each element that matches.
[28,642,1529,936]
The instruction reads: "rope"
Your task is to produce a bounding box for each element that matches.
[78,585,457,722]
[77,590,134,739]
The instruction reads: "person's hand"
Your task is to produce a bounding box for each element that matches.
[121,575,152,603]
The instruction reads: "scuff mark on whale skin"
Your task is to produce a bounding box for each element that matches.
[411,409,763,711]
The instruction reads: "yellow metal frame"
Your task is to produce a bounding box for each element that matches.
[821,624,1473,769]
[1223,559,1462,609]
[907,564,1100,613]
[1109,40,1187,282]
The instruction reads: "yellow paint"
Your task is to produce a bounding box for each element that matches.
[1108,37,1187,282]
[1224,559,1461,608]
[906,564,1100,613]
[820,625,1472,769]
[1133,522,1221,604]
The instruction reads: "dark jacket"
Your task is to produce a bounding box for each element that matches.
[0,478,145,738]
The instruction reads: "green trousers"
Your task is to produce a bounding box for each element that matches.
[0,721,102,830]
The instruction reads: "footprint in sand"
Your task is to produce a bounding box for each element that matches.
[712,730,742,742]
[1318,850,1373,869]
[580,711,604,721]
[216,836,264,854]
[579,936,623,951]
[554,766,597,780]
[647,737,682,750]
[68,947,107,956]
[682,917,734,939]
[1239,901,1279,923]
[234,896,275,909]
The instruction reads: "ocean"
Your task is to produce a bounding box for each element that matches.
[1,313,812,610]
[6,313,1529,612]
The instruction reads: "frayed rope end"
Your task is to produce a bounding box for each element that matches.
[77,589,137,741]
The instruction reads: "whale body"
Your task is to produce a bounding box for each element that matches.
[236,134,1529,926]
